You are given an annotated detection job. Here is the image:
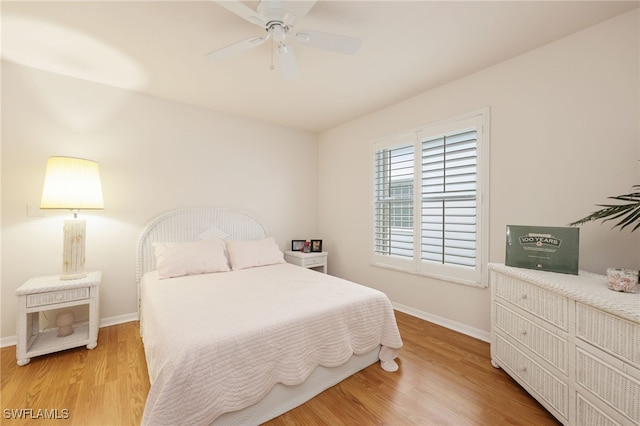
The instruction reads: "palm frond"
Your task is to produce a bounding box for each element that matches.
[569,185,640,232]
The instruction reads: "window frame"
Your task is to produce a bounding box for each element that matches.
[370,109,490,288]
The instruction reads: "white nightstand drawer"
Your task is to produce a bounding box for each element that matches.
[300,256,325,267]
[283,251,328,273]
[27,288,89,308]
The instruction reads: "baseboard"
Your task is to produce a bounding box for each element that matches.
[392,302,490,343]
[99,312,139,328]
[0,335,17,348]
[0,312,140,348]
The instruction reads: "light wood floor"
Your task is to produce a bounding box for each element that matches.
[1,311,560,425]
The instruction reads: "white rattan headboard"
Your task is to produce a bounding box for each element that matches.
[135,207,267,284]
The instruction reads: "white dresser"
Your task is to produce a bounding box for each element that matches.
[489,263,639,426]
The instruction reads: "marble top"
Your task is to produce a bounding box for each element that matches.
[489,263,639,323]
[15,271,102,295]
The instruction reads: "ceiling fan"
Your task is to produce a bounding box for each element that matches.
[208,0,362,80]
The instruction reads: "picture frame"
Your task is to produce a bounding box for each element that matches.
[291,240,306,251]
[310,239,323,253]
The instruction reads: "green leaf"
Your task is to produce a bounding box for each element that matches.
[569,185,640,232]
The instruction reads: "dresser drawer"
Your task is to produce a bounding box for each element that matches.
[495,302,568,373]
[576,303,640,367]
[576,347,640,423]
[494,334,569,419]
[576,393,622,426]
[494,273,568,330]
[26,288,89,308]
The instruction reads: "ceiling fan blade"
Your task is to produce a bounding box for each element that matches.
[207,36,267,60]
[276,43,298,80]
[214,0,266,26]
[295,29,362,55]
[281,0,316,26]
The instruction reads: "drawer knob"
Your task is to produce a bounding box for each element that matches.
[520,294,527,300]
[520,330,527,336]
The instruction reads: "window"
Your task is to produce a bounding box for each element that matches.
[374,144,414,258]
[371,110,489,287]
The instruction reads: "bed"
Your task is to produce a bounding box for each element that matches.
[136,207,403,425]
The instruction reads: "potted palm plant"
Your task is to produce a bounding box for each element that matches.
[570,184,639,292]
[570,185,640,231]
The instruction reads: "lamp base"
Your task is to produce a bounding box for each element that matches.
[62,219,86,280]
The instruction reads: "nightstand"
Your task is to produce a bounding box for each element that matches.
[15,271,101,366]
[284,251,328,273]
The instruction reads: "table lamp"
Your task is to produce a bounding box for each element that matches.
[40,156,104,280]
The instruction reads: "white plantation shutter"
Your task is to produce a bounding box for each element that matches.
[371,110,488,287]
[421,129,477,267]
[373,144,414,259]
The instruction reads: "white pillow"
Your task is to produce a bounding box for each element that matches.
[226,237,285,271]
[153,239,230,279]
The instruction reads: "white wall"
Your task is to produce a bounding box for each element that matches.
[318,10,639,336]
[2,9,638,343]
[1,61,318,339]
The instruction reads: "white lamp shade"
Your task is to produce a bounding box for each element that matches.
[40,156,104,209]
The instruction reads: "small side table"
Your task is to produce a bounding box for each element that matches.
[15,271,101,366]
[284,251,328,274]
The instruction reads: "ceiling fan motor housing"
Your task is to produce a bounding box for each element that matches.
[266,21,288,43]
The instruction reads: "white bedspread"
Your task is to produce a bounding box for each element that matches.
[140,263,403,425]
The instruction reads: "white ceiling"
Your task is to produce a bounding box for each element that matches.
[2,1,638,133]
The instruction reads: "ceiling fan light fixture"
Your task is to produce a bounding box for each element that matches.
[277,43,289,55]
[269,22,287,43]
[276,42,298,80]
